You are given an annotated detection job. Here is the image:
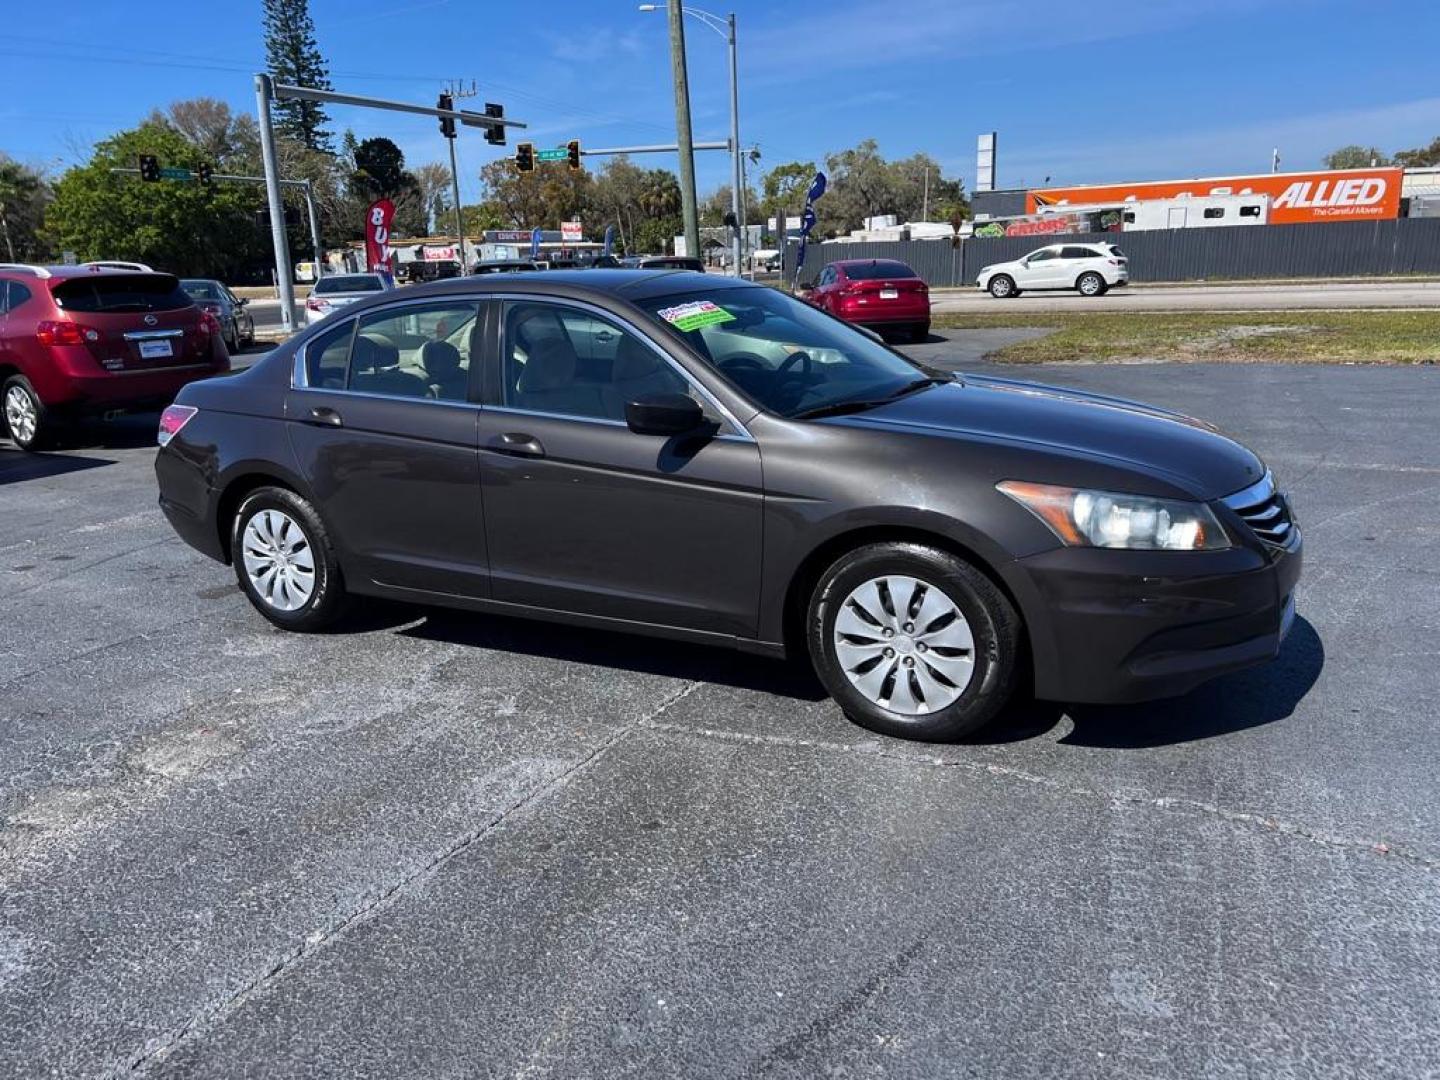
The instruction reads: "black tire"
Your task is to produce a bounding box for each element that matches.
[1077,272,1107,297]
[2,374,52,452]
[987,274,1016,299]
[224,325,239,354]
[230,486,348,631]
[911,322,931,343]
[807,542,1022,741]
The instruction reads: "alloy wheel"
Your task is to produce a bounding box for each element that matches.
[241,508,316,611]
[833,574,976,715]
[5,385,38,445]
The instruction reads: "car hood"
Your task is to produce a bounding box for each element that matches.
[834,375,1265,500]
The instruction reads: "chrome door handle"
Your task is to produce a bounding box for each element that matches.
[307,406,343,427]
[491,432,545,457]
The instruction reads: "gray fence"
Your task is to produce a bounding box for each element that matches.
[784,217,1440,287]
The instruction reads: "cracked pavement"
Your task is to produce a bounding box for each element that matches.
[1,351,1438,1078]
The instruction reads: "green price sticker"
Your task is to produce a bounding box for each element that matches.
[657,300,736,332]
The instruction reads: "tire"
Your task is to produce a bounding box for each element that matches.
[988,274,1016,299]
[1077,272,1107,297]
[224,327,239,354]
[911,322,931,343]
[3,375,51,452]
[807,542,1022,741]
[231,486,348,631]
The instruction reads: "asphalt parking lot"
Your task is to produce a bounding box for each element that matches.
[2,340,1439,1078]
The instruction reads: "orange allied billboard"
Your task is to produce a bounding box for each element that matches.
[1026,167,1404,225]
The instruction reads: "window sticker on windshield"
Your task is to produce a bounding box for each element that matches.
[657,300,736,332]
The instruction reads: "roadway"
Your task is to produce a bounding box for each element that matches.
[931,278,1440,313]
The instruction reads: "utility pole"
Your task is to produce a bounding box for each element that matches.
[667,0,700,259]
[444,80,478,270]
[922,166,930,221]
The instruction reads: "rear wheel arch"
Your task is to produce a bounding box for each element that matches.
[215,471,304,564]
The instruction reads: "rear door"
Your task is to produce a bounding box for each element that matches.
[286,297,491,597]
[49,274,210,374]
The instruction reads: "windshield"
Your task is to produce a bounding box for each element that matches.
[842,260,916,281]
[180,280,221,300]
[634,287,932,418]
[315,275,384,295]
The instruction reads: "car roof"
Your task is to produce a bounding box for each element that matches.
[382,268,748,304]
[832,258,912,267]
[0,264,173,280]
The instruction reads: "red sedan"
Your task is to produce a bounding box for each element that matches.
[802,259,930,342]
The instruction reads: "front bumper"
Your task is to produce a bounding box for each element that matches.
[1005,532,1303,704]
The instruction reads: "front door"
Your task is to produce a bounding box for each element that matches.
[1019,247,1065,288]
[286,298,490,597]
[475,298,764,638]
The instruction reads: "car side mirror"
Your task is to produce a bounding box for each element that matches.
[237,297,249,306]
[626,392,704,436]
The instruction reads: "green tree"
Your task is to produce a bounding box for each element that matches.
[1324,145,1391,169]
[459,202,505,235]
[0,156,52,262]
[1394,136,1440,169]
[263,0,333,152]
[699,183,760,228]
[45,122,268,279]
[346,137,426,236]
[759,160,816,225]
[477,159,593,231]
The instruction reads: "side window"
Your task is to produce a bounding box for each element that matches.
[1239,205,1262,218]
[1061,246,1095,259]
[351,301,481,401]
[501,302,693,422]
[0,282,8,316]
[10,283,32,311]
[305,320,355,389]
[1028,248,1058,263]
[1203,207,1225,219]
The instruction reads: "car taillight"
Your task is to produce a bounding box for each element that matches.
[197,310,221,336]
[306,297,330,311]
[157,404,198,447]
[36,320,87,346]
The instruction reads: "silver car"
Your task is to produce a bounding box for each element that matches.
[304,273,392,326]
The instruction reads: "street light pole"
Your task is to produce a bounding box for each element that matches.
[667,0,700,260]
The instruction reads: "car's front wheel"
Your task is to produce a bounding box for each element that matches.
[1077,271,1107,297]
[988,274,1017,299]
[807,542,1022,741]
[231,486,348,631]
[3,375,50,452]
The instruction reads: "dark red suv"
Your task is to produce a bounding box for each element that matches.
[0,264,229,450]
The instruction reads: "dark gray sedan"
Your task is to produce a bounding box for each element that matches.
[155,271,1300,741]
[179,278,254,353]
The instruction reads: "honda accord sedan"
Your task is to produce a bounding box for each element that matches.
[155,270,1301,741]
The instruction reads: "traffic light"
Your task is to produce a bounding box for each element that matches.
[484,102,505,146]
[438,92,455,139]
[566,140,582,171]
[515,143,534,173]
[197,162,213,185]
[138,154,159,182]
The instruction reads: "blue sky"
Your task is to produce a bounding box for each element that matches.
[4,0,1438,205]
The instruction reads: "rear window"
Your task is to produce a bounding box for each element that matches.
[52,274,192,313]
[314,275,384,295]
[181,280,221,300]
[842,261,916,281]
[1107,245,1127,258]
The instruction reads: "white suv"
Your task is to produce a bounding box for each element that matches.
[976,242,1129,299]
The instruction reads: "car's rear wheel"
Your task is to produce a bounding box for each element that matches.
[911,322,931,342]
[1077,272,1107,297]
[231,486,348,631]
[807,542,1022,741]
[988,275,1016,299]
[3,375,50,452]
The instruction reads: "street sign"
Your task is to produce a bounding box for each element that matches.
[536,148,569,163]
[159,167,193,180]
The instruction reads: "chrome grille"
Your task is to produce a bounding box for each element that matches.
[1222,471,1294,547]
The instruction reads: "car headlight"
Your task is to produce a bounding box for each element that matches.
[997,481,1230,551]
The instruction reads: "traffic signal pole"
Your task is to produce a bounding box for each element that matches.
[254,74,296,333]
